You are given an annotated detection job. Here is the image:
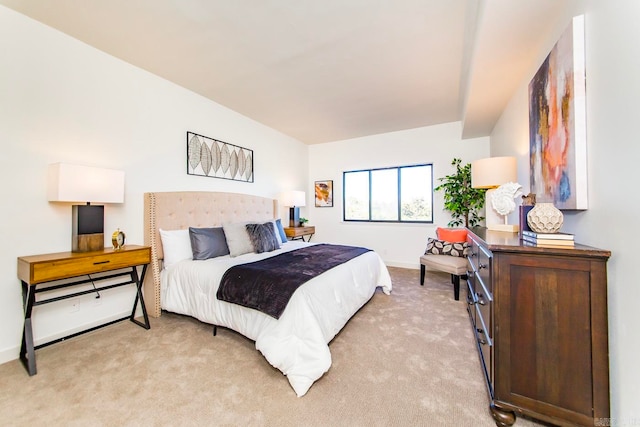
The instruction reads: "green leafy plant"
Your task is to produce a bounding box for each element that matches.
[434,158,486,228]
[299,217,309,226]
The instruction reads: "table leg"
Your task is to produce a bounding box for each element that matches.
[129,265,150,329]
[19,281,37,376]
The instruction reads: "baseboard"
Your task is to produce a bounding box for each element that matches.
[0,346,17,365]
[0,310,133,366]
[385,261,419,270]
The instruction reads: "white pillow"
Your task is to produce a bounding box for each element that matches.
[222,221,254,257]
[159,229,192,269]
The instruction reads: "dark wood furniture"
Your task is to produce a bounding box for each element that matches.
[466,227,610,427]
[284,225,315,242]
[17,245,151,376]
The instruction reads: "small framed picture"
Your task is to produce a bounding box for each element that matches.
[314,180,333,207]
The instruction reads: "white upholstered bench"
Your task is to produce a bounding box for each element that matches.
[419,254,468,300]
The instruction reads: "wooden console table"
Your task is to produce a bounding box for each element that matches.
[17,245,151,376]
[284,225,315,242]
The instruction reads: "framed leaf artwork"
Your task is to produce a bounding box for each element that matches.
[187,131,254,182]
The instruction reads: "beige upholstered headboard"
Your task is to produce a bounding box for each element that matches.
[143,191,278,317]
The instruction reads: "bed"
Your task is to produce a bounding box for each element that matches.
[143,191,392,396]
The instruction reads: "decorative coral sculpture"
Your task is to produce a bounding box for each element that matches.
[491,182,523,219]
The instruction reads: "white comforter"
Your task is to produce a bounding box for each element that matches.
[161,241,392,396]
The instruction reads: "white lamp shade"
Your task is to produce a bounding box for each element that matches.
[280,190,306,207]
[47,163,125,203]
[471,156,517,189]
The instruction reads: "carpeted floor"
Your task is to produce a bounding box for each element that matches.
[0,267,543,426]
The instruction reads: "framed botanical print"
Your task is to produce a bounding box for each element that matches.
[314,180,333,207]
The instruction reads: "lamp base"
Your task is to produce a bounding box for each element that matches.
[289,206,300,228]
[72,204,105,253]
[487,223,519,233]
[73,233,104,252]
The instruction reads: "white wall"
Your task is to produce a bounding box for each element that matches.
[0,6,308,363]
[308,122,489,268]
[5,2,636,420]
[491,0,640,421]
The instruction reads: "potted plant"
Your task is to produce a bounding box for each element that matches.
[434,158,486,228]
[299,217,309,227]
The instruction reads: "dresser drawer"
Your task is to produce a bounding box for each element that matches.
[476,244,492,298]
[475,271,493,307]
[284,226,315,238]
[21,247,151,285]
[475,303,492,389]
[474,303,492,347]
[467,235,480,272]
[477,286,491,339]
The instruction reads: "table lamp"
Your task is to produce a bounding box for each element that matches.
[471,156,518,232]
[48,163,125,252]
[281,190,306,227]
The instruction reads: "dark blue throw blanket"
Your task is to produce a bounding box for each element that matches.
[216,244,372,319]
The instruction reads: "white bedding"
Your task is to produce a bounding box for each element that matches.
[161,240,392,396]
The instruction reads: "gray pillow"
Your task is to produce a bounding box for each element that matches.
[189,227,230,260]
[246,222,280,253]
[222,221,255,257]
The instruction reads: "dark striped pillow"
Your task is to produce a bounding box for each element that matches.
[246,222,281,253]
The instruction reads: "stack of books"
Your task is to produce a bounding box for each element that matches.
[522,230,575,248]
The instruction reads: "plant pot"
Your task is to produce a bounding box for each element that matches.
[526,202,563,233]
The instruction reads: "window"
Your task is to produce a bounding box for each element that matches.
[343,164,433,223]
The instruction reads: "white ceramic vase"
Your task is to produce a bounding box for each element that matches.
[526,202,563,233]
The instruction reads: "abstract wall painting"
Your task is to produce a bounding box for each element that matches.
[314,180,333,207]
[187,132,253,183]
[529,15,587,210]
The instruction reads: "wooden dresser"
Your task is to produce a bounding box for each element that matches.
[466,228,611,427]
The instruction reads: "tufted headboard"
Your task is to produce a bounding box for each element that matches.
[143,191,278,317]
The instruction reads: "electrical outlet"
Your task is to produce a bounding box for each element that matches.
[70,300,80,312]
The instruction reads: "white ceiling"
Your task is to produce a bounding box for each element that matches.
[0,0,568,144]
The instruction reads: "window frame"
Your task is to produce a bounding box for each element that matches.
[342,163,434,224]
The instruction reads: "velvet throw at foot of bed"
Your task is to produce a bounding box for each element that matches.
[217,244,371,318]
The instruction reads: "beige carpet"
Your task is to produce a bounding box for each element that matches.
[0,267,543,426]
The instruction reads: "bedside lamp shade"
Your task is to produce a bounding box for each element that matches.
[281,190,306,227]
[471,157,517,189]
[48,163,125,203]
[48,163,125,252]
[471,157,517,231]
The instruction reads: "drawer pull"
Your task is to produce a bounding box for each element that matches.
[477,327,484,334]
[479,263,487,270]
[477,293,486,305]
[478,338,487,345]
[93,260,110,265]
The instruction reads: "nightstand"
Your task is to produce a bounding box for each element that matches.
[284,226,315,242]
[17,245,151,376]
